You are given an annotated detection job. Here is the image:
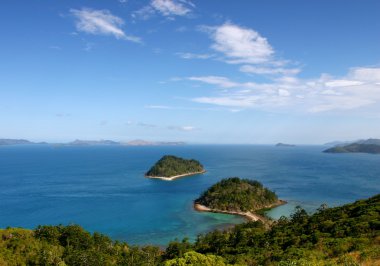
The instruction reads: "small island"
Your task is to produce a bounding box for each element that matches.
[276,143,296,147]
[145,155,205,181]
[324,139,380,154]
[194,177,285,223]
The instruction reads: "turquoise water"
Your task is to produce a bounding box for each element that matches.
[0,145,379,245]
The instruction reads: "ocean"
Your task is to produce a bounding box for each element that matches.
[0,144,379,245]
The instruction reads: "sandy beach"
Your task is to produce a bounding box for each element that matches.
[194,200,287,223]
[145,170,206,181]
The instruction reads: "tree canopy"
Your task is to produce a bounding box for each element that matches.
[0,194,379,265]
[146,155,204,178]
[195,177,279,212]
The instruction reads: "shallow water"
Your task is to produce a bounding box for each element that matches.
[0,145,379,245]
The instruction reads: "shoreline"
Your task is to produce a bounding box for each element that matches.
[194,200,287,224]
[145,170,206,181]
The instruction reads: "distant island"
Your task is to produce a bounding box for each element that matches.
[0,139,35,145]
[0,138,186,146]
[194,177,285,222]
[68,139,120,146]
[324,139,380,154]
[145,155,205,181]
[275,143,296,147]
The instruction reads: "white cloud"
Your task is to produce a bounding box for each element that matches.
[239,65,301,76]
[190,67,380,114]
[70,8,141,43]
[133,0,194,19]
[207,22,274,64]
[152,0,192,16]
[325,79,363,88]
[176,52,214,59]
[278,89,290,97]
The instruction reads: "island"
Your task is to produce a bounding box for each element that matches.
[68,139,120,146]
[275,143,296,147]
[324,138,380,154]
[145,155,205,181]
[194,177,285,223]
[0,139,34,145]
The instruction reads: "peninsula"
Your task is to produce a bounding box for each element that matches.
[194,177,285,223]
[324,139,380,154]
[145,155,205,181]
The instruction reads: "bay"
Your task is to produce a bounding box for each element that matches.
[0,145,379,245]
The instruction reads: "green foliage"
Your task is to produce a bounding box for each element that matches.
[0,195,379,265]
[146,155,204,177]
[0,225,162,266]
[163,251,228,266]
[195,177,278,212]
[191,194,380,265]
[324,143,380,154]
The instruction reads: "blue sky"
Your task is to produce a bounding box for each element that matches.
[1,0,380,144]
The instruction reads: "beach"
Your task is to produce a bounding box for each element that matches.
[194,200,287,223]
[145,170,206,181]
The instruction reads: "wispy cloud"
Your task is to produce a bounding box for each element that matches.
[132,0,194,20]
[239,65,301,76]
[127,120,198,131]
[152,0,193,16]
[70,8,141,43]
[190,67,380,113]
[137,122,158,128]
[188,76,256,89]
[167,125,197,131]
[176,52,214,59]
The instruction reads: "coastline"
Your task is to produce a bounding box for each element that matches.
[194,200,287,223]
[145,170,206,181]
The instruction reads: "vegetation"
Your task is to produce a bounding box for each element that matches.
[324,139,380,154]
[0,194,379,265]
[146,155,204,178]
[324,143,380,154]
[195,177,279,212]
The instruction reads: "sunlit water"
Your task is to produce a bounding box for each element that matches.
[0,145,379,245]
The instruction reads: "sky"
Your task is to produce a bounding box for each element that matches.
[1,0,380,144]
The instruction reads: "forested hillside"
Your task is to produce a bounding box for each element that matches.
[1,194,379,265]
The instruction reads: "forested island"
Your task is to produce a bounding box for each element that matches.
[1,194,379,265]
[324,139,380,154]
[194,177,285,222]
[145,155,205,180]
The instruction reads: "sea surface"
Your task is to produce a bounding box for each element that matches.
[0,145,379,245]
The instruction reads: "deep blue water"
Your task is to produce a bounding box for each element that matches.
[0,145,379,245]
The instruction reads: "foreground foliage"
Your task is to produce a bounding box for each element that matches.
[145,155,204,177]
[195,177,279,212]
[0,194,379,265]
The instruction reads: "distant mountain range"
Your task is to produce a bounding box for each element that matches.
[0,139,32,145]
[0,139,186,146]
[324,139,380,154]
